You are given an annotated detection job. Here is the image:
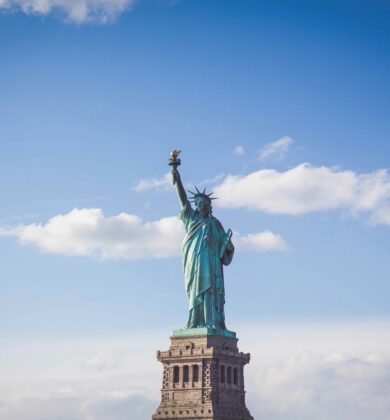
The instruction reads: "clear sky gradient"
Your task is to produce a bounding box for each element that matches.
[0,1,389,419]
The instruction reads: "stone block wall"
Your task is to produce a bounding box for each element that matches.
[153,334,253,420]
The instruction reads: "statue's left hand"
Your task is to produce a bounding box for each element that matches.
[226,240,234,252]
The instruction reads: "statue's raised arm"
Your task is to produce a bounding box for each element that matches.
[169,150,187,208]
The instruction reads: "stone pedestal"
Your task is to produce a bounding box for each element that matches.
[153,331,253,420]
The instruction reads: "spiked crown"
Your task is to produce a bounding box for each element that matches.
[188,186,217,204]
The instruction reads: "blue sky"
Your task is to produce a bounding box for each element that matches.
[0,1,390,419]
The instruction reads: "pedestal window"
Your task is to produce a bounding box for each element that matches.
[173,366,179,383]
[183,365,189,383]
[220,365,225,384]
[192,365,199,382]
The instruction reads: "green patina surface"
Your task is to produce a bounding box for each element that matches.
[172,327,236,338]
[169,158,235,332]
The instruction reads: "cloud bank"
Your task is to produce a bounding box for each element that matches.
[11,353,389,420]
[214,163,390,224]
[251,352,390,420]
[0,0,134,23]
[0,208,286,259]
[2,320,390,420]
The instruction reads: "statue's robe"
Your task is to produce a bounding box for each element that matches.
[179,200,234,329]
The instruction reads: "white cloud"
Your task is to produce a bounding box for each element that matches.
[259,136,293,161]
[0,208,286,258]
[234,145,245,155]
[0,0,134,23]
[214,163,390,224]
[133,173,172,192]
[236,230,287,252]
[0,208,183,260]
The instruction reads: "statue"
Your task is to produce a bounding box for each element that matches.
[169,150,234,331]
[153,152,253,420]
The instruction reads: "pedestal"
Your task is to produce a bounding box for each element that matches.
[153,330,253,420]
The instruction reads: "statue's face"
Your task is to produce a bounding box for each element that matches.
[196,197,211,216]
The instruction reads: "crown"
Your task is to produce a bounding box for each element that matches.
[188,186,217,203]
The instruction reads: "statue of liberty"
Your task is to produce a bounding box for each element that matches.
[169,151,234,331]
